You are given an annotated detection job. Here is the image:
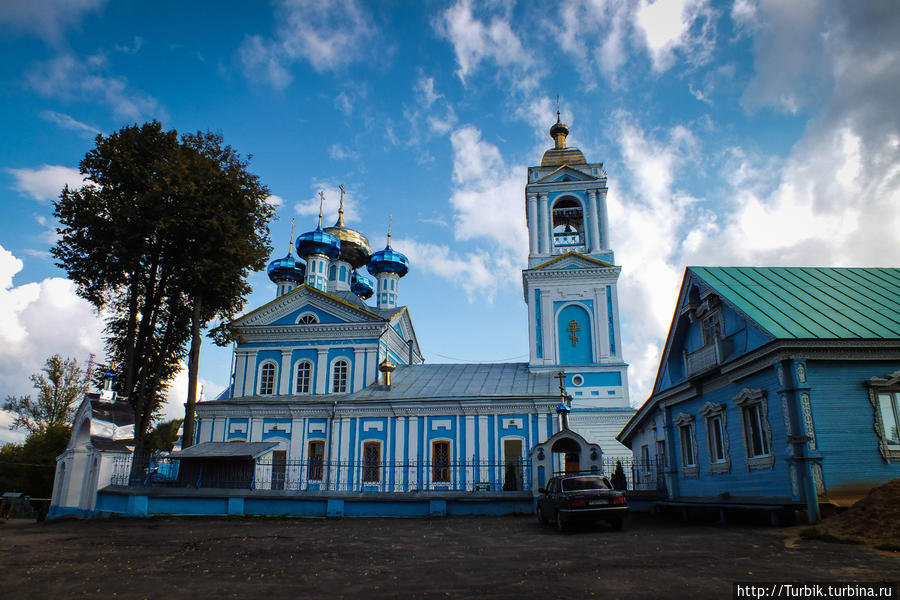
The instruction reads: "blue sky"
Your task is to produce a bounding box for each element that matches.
[1,0,898,444]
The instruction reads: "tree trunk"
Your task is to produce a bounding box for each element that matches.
[183,295,203,449]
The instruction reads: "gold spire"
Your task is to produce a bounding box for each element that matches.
[317,191,325,228]
[387,213,392,247]
[336,184,345,227]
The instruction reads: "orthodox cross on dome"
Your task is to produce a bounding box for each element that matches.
[317,191,325,227]
[555,371,566,397]
[337,184,346,227]
[556,94,560,122]
[387,213,392,246]
[567,319,580,346]
[289,218,295,252]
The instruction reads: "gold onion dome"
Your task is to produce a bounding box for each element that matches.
[323,189,371,269]
[541,112,587,167]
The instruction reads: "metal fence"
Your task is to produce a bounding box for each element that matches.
[109,454,666,494]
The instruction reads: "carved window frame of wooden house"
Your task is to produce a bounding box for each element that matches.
[699,402,730,474]
[733,388,775,470]
[867,371,900,462]
[673,413,699,478]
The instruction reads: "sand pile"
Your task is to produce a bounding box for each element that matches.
[815,478,900,547]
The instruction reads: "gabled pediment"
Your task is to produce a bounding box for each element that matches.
[232,285,383,329]
[389,307,422,359]
[651,269,774,395]
[527,252,613,272]
[533,165,599,184]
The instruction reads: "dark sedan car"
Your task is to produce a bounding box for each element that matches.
[536,473,628,531]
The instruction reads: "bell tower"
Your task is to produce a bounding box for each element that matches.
[522,114,632,447]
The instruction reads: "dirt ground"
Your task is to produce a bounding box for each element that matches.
[1,514,897,599]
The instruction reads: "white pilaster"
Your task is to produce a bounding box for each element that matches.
[233,350,247,398]
[539,193,550,254]
[599,188,610,250]
[527,193,538,256]
[315,349,328,395]
[279,349,292,395]
[242,350,258,396]
[588,189,601,252]
[353,347,365,392]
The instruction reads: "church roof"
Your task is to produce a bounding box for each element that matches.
[347,363,559,401]
[691,267,900,339]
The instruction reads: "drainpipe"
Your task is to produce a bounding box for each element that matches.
[326,399,337,491]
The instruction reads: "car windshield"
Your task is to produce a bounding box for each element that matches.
[561,476,610,492]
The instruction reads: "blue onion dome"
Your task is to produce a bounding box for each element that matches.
[367,243,409,277]
[323,204,371,269]
[350,270,375,300]
[267,252,306,284]
[296,226,341,260]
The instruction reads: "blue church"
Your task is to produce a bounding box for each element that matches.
[187,116,634,491]
[50,117,634,517]
[617,267,900,523]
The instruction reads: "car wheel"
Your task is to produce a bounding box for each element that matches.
[610,517,623,531]
[556,511,566,532]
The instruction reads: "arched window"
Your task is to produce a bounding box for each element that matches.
[258,362,277,395]
[551,197,584,251]
[331,359,349,393]
[297,312,319,324]
[295,360,313,394]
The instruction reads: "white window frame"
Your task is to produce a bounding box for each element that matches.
[296,312,319,324]
[699,401,730,474]
[733,388,774,470]
[673,413,698,478]
[331,358,350,394]
[867,371,900,462]
[295,360,313,395]
[257,361,277,396]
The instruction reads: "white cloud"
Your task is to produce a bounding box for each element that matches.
[0,0,105,45]
[0,245,105,445]
[448,126,528,257]
[294,183,362,227]
[39,110,101,137]
[436,0,538,88]
[415,75,441,108]
[266,195,284,210]
[328,143,358,160]
[612,4,900,407]
[740,0,830,113]
[7,164,84,202]
[239,0,377,89]
[26,53,166,121]
[157,363,225,424]
[393,238,497,302]
[634,0,716,72]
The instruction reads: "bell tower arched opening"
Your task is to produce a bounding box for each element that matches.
[551,197,585,253]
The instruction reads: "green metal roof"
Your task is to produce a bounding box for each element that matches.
[690,267,900,339]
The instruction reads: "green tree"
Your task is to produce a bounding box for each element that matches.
[175,131,273,448]
[3,355,88,434]
[0,424,71,498]
[610,460,628,491]
[52,121,272,460]
[144,418,184,453]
